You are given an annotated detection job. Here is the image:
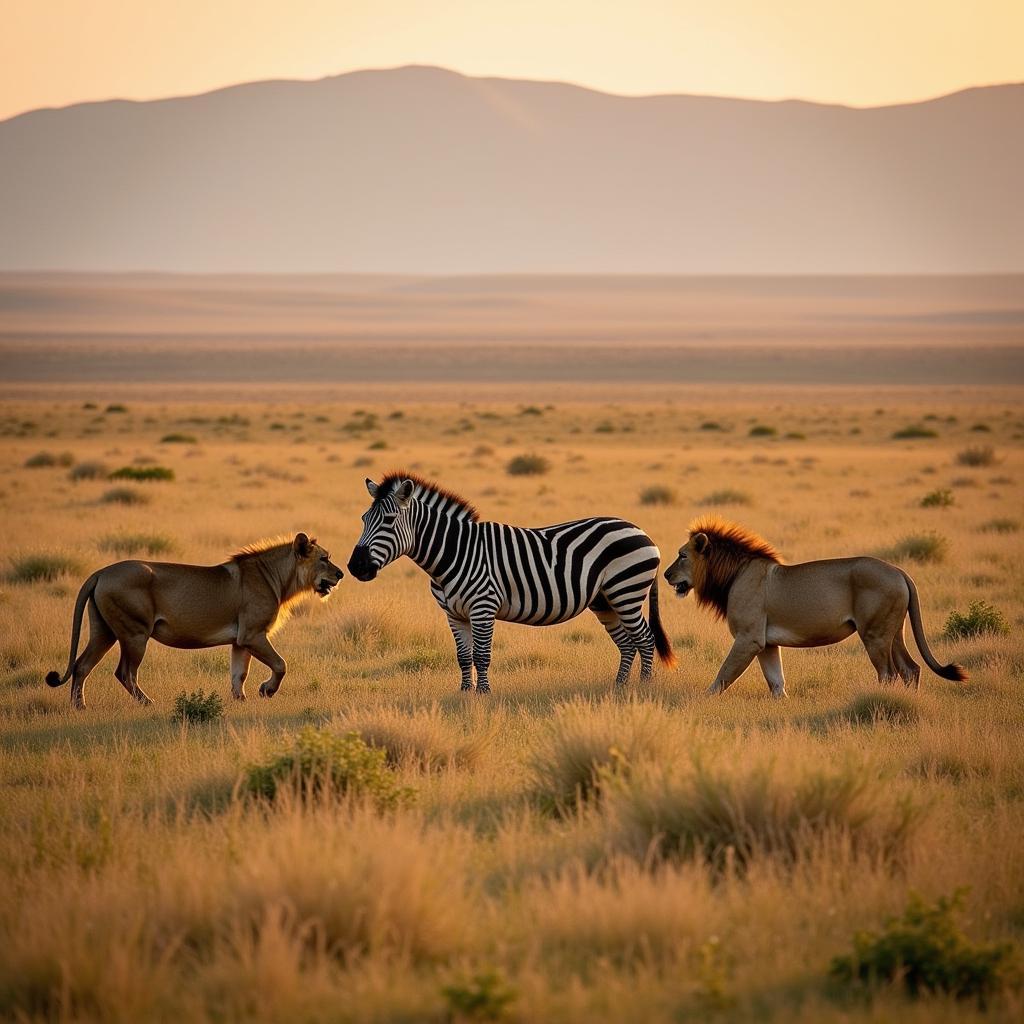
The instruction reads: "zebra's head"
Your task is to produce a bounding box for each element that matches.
[347,477,416,581]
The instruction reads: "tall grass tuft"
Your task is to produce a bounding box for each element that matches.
[700,488,752,506]
[845,689,920,726]
[506,453,550,476]
[24,451,74,469]
[68,459,108,481]
[956,445,996,467]
[244,727,416,809]
[879,533,948,564]
[99,532,175,557]
[605,754,922,872]
[109,465,175,482]
[639,484,676,506]
[101,487,149,505]
[9,554,82,583]
[528,700,680,815]
[892,425,938,439]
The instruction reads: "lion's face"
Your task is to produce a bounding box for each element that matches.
[664,532,709,598]
[293,533,344,598]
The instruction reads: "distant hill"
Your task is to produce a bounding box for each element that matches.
[1,66,1021,273]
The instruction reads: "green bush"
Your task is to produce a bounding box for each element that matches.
[892,425,938,439]
[24,451,73,469]
[943,601,1010,641]
[748,425,777,437]
[244,727,416,809]
[506,453,550,476]
[68,460,108,482]
[109,466,175,482]
[160,433,197,444]
[442,970,517,1021]
[639,484,676,506]
[101,487,149,505]
[99,532,174,557]
[9,554,81,583]
[920,488,954,508]
[105,403,128,413]
[700,488,752,506]
[956,445,996,467]
[699,421,725,431]
[829,891,1019,1007]
[519,405,544,416]
[171,689,224,725]
[881,533,948,564]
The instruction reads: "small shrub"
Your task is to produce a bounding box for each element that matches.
[829,891,1019,1007]
[920,488,954,508]
[160,433,197,444]
[699,421,725,431]
[24,451,73,469]
[594,421,616,434]
[99,532,174,557]
[68,460,108,481]
[969,423,991,432]
[519,405,543,416]
[342,706,488,771]
[109,465,174,482]
[956,445,996,467]
[101,487,149,505]
[845,690,919,726]
[943,601,1011,641]
[700,488,752,506]
[244,727,415,809]
[442,970,517,1021]
[979,518,1020,534]
[748,425,777,437]
[881,533,948,564]
[171,689,224,725]
[892,425,938,439]
[368,439,388,450]
[506,453,550,476]
[9,553,81,583]
[639,484,676,506]
[105,403,128,413]
[785,431,807,440]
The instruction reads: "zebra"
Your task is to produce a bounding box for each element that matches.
[347,472,676,693]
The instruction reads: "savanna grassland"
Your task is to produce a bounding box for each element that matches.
[1,387,1023,1023]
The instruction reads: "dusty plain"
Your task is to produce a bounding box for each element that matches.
[1,274,1022,1022]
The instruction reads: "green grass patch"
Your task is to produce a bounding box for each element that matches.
[879,533,948,564]
[9,553,82,583]
[639,484,676,506]
[748,425,777,437]
[244,727,416,809]
[700,488,752,506]
[920,488,954,508]
[101,487,149,505]
[171,689,225,725]
[830,890,1019,1007]
[109,465,175,482]
[159,433,197,444]
[98,532,175,558]
[943,601,1010,641]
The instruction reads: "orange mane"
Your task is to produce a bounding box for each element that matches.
[687,515,782,620]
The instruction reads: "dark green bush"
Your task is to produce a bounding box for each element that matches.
[109,465,174,482]
[506,453,550,476]
[892,425,938,439]
[9,554,81,583]
[920,488,954,508]
[748,425,777,437]
[442,970,517,1021]
[160,433,197,444]
[943,601,1010,641]
[830,891,1019,1007]
[101,487,149,505]
[956,445,996,467]
[171,689,224,725]
[244,727,415,809]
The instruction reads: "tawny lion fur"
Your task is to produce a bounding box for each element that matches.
[47,534,343,708]
[664,515,966,698]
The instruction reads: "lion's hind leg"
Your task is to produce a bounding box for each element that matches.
[69,601,116,710]
[114,633,153,705]
[891,624,921,690]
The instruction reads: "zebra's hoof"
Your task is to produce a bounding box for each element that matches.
[476,683,491,695]
[460,683,473,692]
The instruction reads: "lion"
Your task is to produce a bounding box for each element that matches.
[664,516,967,697]
[46,533,343,709]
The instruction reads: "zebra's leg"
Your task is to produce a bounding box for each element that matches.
[469,610,496,694]
[447,614,474,692]
[590,599,636,688]
[607,589,657,682]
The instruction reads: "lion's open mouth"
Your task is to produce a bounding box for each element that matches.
[673,582,692,597]
[315,579,338,597]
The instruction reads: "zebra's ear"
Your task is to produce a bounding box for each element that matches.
[394,479,415,507]
[365,478,379,498]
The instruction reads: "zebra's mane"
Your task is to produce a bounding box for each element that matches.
[376,471,480,523]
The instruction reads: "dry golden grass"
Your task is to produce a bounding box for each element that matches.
[1,393,1022,1022]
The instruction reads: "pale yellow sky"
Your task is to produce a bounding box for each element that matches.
[2,0,1022,122]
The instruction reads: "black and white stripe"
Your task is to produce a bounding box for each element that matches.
[347,473,675,693]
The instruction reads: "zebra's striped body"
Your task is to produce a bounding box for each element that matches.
[348,473,675,693]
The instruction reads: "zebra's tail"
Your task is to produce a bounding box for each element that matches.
[649,579,677,668]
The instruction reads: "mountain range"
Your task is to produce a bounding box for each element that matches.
[1,65,1021,273]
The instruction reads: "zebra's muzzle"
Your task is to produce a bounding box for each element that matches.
[347,547,379,582]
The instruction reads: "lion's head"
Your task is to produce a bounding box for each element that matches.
[292,533,344,598]
[665,516,781,619]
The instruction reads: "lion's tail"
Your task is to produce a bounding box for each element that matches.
[46,571,100,688]
[900,569,968,682]
[649,577,677,668]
